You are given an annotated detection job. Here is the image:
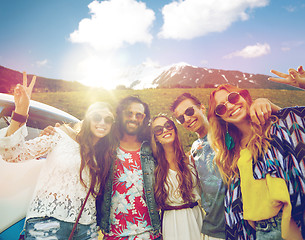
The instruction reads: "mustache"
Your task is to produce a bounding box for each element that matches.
[126,120,138,125]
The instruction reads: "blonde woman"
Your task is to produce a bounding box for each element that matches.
[207,84,304,240]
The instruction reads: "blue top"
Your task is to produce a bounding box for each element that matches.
[191,135,226,239]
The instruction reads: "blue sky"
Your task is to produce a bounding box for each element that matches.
[0,0,304,89]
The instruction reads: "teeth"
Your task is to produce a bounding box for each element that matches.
[163,133,171,138]
[231,108,240,116]
[188,120,196,128]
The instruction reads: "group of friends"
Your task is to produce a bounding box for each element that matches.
[0,65,304,240]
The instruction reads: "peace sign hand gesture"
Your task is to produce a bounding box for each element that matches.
[14,72,36,115]
[268,66,305,90]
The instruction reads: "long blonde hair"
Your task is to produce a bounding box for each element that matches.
[207,84,273,185]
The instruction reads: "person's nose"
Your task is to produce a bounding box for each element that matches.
[97,118,106,125]
[226,101,235,111]
[184,114,192,123]
[130,114,137,121]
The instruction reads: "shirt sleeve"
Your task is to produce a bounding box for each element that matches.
[0,125,62,163]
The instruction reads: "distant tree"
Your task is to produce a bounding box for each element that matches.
[130,80,140,89]
[116,85,128,90]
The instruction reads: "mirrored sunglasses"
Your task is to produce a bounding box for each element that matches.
[91,114,114,124]
[215,92,240,116]
[153,120,175,136]
[176,106,195,124]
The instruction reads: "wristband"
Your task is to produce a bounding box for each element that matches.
[11,111,28,123]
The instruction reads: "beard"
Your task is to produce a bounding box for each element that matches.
[121,120,143,136]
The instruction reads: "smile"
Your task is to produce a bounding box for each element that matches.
[188,119,197,128]
[163,133,172,138]
[230,107,241,116]
[96,127,107,132]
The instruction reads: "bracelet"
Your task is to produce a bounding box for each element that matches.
[11,111,28,123]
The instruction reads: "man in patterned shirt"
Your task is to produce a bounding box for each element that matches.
[96,96,161,239]
[170,93,275,240]
[170,93,226,240]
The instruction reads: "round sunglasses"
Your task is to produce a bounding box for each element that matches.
[91,113,114,125]
[123,110,145,121]
[176,106,195,124]
[153,120,175,136]
[215,92,240,116]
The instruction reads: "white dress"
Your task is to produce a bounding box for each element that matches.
[0,125,96,225]
[162,163,203,240]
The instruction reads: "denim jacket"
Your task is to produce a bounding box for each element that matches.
[96,141,161,237]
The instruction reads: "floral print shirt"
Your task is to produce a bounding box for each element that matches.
[104,147,157,240]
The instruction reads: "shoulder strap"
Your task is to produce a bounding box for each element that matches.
[68,189,91,240]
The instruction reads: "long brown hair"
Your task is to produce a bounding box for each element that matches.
[77,102,118,197]
[207,84,273,185]
[151,115,197,209]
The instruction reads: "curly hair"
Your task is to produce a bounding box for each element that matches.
[151,115,198,209]
[114,95,151,142]
[207,84,273,185]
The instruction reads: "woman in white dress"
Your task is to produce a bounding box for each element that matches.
[151,115,203,240]
[0,73,118,239]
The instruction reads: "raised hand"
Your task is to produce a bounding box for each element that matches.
[250,98,281,125]
[268,66,305,90]
[14,72,36,115]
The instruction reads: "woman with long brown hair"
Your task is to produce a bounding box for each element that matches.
[0,73,118,239]
[151,114,203,240]
[207,83,304,240]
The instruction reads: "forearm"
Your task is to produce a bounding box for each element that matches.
[270,102,281,113]
[6,107,29,137]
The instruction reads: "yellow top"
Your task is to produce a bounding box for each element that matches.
[237,148,302,240]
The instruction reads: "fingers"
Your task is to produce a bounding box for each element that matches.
[14,84,22,96]
[250,111,260,125]
[250,98,272,125]
[23,72,27,87]
[28,75,36,91]
[270,69,289,78]
[297,66,305,78]
[39,126,56,137]
[55,122,61,127]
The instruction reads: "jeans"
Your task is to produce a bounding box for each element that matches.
[255,214,283,240]
[24,217,98,240]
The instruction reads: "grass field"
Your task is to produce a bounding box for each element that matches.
[32,88,305,151]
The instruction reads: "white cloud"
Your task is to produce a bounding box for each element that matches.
[284,5,296,12]
[70,0,155,51]
[223,43,271,59]
[142,58,160,68]
[36,59,48,67]
[158,0,269,39]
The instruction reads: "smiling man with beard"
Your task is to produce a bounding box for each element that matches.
[96,96,161,240]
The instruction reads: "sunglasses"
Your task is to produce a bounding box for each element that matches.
[153,120,175,136]
[123,110,146,121]
[91,113,114,125]
[176,106,195,124]
[215,92,241,116]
